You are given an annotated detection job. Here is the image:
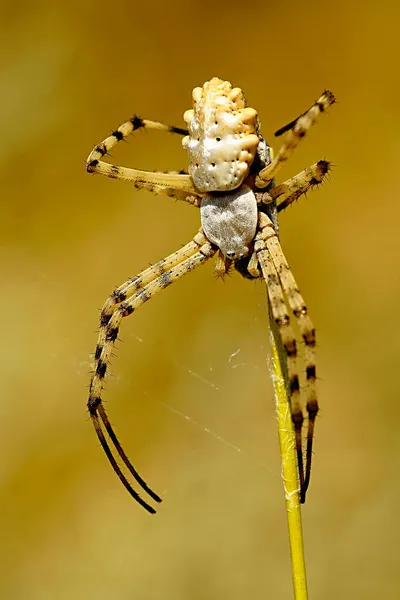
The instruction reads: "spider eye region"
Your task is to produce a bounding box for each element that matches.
[200,184,258,259]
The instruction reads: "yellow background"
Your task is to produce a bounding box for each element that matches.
[1,1,399,598]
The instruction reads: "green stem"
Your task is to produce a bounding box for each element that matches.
[269,314,308,600]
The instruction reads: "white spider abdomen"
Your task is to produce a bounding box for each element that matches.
[182,78,259,192]
[200,184,257,259]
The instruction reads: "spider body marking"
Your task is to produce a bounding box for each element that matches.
[86,78,335,513]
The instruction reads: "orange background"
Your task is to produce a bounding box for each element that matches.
[1,1,399,598]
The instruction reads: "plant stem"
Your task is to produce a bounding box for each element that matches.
[269,314,308,600]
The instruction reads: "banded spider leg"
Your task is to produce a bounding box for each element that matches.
[88,230,216,513]
[251,211,316,502]
[86,115,201,202]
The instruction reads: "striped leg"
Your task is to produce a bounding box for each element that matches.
[254,216,306,496]
[94,233,208,363]
[88,232,216,513]
[255,91,335,188]
[86,117,200,199]
[262,219,318,502]
[271,160,332,212]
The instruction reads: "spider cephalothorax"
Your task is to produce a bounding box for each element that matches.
[86,78,335,513]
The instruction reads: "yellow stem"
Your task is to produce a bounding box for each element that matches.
[269,315,308,600]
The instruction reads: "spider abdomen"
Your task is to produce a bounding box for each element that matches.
[182,77,259,192]
[200,184,257,259]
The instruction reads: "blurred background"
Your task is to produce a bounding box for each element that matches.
[1,1,399,598]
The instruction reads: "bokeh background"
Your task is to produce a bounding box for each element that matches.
[1,1,399,598]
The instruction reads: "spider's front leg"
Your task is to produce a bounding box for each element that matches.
[253,213,318,502]
[88,230,216,513]
[252,216,306,495]
[261,224,318,502]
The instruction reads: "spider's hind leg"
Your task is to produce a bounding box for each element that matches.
[86,117,200,199]
[255,91,335,188]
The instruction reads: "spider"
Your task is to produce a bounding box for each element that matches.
[86,78,335,514]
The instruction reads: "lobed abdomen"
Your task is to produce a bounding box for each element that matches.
[182,78,260,192]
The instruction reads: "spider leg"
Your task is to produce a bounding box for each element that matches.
[261,218,317,503]
[88,231,216,513]
[253,216,306,495]
[86,117,201,199]
[90,407,158,512]
[94,233,207,360]
[267,160,332,212]
[255,91,335,188]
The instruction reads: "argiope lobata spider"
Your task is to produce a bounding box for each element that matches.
[86,78,335,514]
